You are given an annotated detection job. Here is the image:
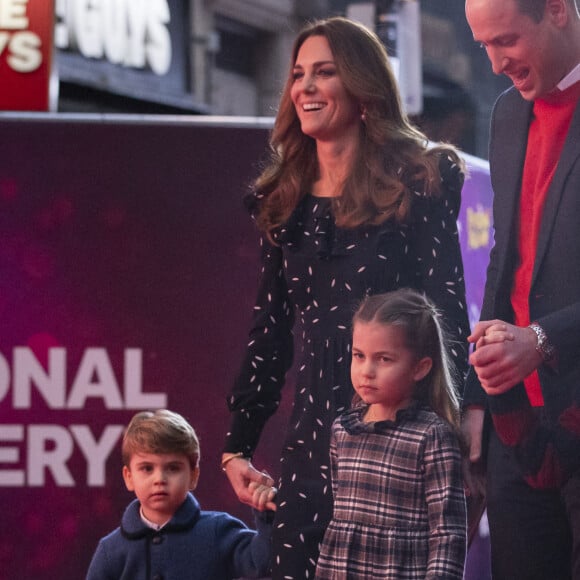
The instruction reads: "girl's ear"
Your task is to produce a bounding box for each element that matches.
[413,356,432,382]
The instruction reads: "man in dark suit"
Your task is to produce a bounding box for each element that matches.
[462,0,580,578]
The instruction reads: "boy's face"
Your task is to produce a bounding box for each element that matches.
[123,451,199,525]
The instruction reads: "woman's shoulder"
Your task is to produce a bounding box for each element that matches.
[427,146,465,189]
[243,189,266,217]
[409,148,464,217]
[438,149,465,193]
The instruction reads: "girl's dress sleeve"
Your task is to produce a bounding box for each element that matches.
[423,422,467,580]
[224,232,295,456]
[410,153,470,380]
[329,419,339,498]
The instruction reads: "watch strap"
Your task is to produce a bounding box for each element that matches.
[528,322,556,362]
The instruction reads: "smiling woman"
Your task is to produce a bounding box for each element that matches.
[221,16,471,579]
[290,35,361,159]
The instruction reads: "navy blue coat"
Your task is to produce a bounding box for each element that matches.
[86,493,272,580]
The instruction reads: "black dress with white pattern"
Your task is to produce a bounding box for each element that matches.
[225,155,470,579]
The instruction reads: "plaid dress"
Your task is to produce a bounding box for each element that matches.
[315,403,466,579]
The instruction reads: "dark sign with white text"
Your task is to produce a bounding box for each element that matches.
[55,0,201,110]
[0,115,493,579]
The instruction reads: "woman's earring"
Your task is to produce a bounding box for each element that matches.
[360,107,367,123]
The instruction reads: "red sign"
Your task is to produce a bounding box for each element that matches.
[0,0,55,111]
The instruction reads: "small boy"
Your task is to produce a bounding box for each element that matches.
[86,409,275,580]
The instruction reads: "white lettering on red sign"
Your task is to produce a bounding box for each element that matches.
[0,0,43,72]
[0,0,28,28]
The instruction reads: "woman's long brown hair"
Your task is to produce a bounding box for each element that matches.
[253,17,465,238]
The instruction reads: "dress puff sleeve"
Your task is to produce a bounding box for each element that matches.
[409,153,470,381]
[224,201,295,457]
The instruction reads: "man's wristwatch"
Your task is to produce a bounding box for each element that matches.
[528,322,556,362]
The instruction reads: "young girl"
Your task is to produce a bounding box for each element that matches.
[315,288,467,579]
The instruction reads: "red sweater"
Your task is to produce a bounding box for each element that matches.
[489,81,580,489]
[510,82,580,406]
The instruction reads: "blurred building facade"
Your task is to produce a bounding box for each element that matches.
[53,0,509,158]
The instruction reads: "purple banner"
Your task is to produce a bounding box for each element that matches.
[0,116,493,579]
[458,153,493,331]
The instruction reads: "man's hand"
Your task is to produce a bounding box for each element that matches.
[468,320,543,394]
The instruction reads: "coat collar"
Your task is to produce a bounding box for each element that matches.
[121,492,200,539]
[487,88,532,293]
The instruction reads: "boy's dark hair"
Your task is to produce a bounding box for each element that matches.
[122,409,200,469]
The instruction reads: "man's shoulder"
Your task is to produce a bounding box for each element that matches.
[493,86,525,116]
[489,87,532,162]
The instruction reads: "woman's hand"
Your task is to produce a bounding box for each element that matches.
[222,455,276,511]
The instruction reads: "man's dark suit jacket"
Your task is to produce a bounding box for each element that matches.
[463,85,580,486]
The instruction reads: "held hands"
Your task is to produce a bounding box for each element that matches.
[248,480,277,512]
[222,454,277,512]
[468,320,543,395]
